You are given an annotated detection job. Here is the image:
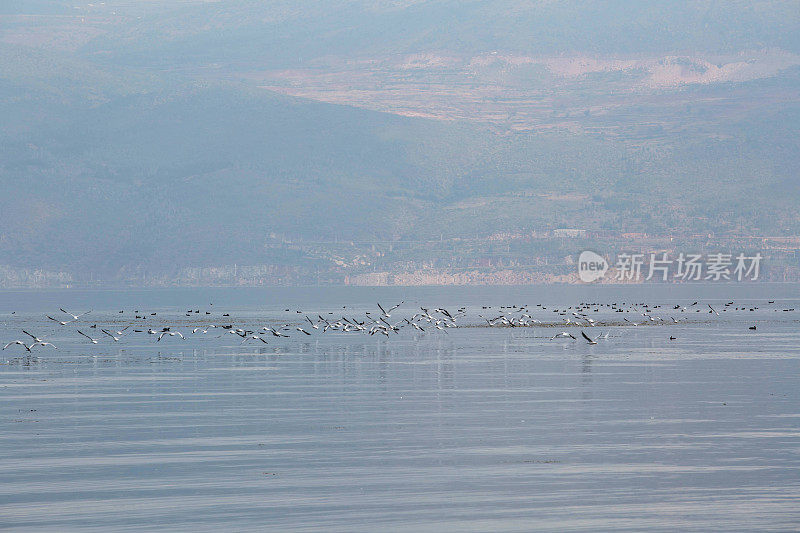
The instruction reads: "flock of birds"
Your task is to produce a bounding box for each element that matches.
[476,299,783,341]
[3,299,792,354]
[2,302,461,353]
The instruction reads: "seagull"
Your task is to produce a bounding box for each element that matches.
[435,308,453,320]
[263,327,289,338]
[60,308,91,320]
[296,327,312,336]
[478,314,495,326]
[101,329,122,342]
[22,330,46,344]
[157,331,185,341]
[581,331,598,345]
[111,325,132,336]
[46,315,75,326]
[388,301,404,313]
[369,325,390,337]
[3,340,31,352]
[77,330,99,344]
[551,332,577,340]
[708,304,720,316]
[31,341,57,349]
[241,335,268,344]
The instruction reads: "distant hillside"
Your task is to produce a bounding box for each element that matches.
[2,54,798,278]
[1,1,799,284]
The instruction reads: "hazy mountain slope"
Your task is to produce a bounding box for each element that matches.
[2,2,799,283]
[2,60,798,278]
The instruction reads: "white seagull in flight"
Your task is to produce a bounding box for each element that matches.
[77,330,99,344]
[60,308,92,320]
[3,340,31,352]
[47,315,75,326]
[157,331,185,341]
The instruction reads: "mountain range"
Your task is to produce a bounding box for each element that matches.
[2,1,799,285]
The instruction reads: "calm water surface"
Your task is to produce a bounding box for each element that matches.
[1,285,799,531]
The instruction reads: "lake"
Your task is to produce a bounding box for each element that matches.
[1,284,799,531]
